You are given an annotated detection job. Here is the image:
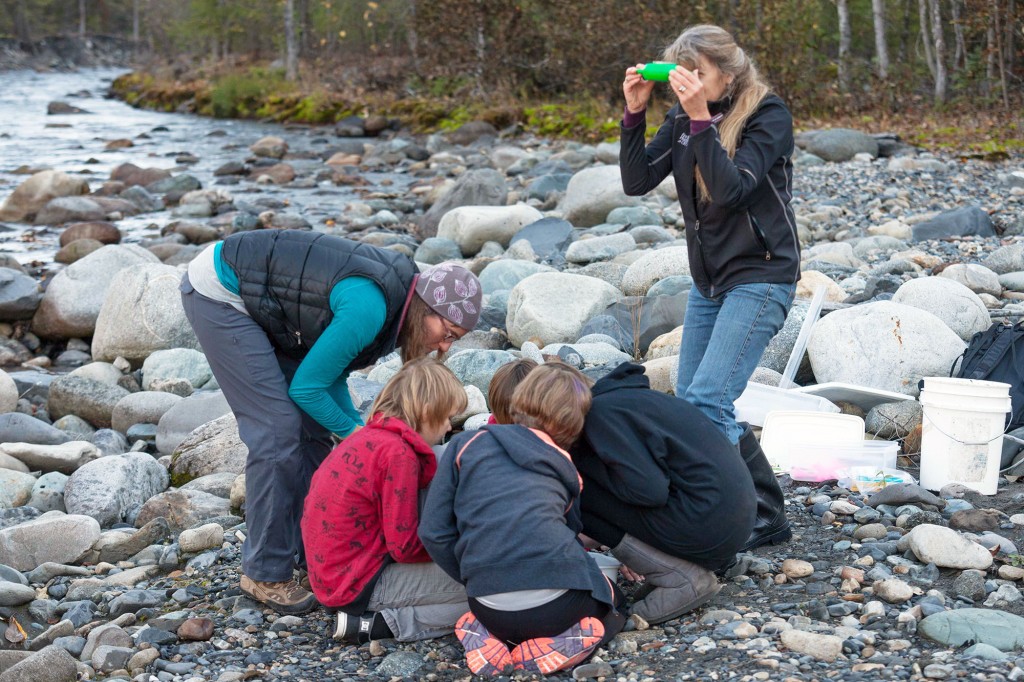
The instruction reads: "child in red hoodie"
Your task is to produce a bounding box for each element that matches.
[302,357,469,643]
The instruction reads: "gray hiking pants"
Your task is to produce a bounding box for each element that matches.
[180,273,332,582]
[368,562,468,641]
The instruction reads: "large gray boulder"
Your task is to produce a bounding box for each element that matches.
[64,452,170,528]
[141,348,212,390]
[478,260,555,295]
[91,263,199,362]
[0,267,42,320]
[0,512,101,571]
[110,391,183,434]
[0,170,89,223]
[620,246,689,296]
[436,204,544,257]
[891,277,991,342]
[31,244,160,339]
[134,489,231,533]
[0,645,78,682]
[565,233,637,264]
[807,301,966,396]
[34,196,106,225]
[508,217,576,262]
[558,165,639,227]
[419,169,507,239]
[170,413,247,481]
[982,242,1024,275]
[802,128,879,162]
[507,272,622,347]
[0,412,71,446]
[156,390,232,457]
[445,350,517,396]
[911,206,997,242]
[48,375,130,429]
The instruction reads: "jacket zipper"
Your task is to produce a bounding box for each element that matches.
[694,218,714,296]
[294,330,303,347]
[747,213,772,261]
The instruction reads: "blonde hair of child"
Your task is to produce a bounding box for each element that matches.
[510,361,593,449]
[371,356,468,434]
[487,359,539,425]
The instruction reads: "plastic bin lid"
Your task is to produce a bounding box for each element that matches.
[760,411,866,468]
[791,382,913,413]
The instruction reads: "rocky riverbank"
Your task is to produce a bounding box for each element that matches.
[0,85,1023,681]
[0,36,136,72]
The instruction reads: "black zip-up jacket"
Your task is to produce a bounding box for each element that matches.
[619,95,801,297]
[221,229,416,367]
[571,362,755,568]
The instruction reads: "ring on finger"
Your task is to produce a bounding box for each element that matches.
[677,85,687,92]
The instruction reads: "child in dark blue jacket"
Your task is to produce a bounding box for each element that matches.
[419,363,625,676]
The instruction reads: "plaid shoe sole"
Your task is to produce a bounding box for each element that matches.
[455,612,513,676]
[511,616,604,675]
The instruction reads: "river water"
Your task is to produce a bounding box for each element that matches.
[0,68,410,266]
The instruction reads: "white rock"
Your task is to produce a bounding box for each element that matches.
[0,370,16,414]
[0,441,99,474]
[644,327,682,361]
[892,277,991,342]
[620,246,689,296]
[868,219,912,239]
[250,135,288,159]
[31,244,159,339]
[437,204,543,256]
[796,271,847,303]
[937,263,1002,297]
[780,629,843,662]
[0,512,101,571]
[897,524,993,570]
[873,578,915,603]
[178,522,225,554]
[558,165,640,227]
[91,263,200,362]
[805,242,862,268]
[641,355,679,394]
[506,272,621,347]
[807,301,966,396]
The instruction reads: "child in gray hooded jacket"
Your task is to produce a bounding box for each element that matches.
[419,363,625,677]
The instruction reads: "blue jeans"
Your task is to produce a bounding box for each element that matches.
[676,282,796,444]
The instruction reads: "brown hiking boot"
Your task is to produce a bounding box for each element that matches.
[240,575,317,615]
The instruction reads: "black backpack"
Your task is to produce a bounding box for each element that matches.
[950,321,1024,430]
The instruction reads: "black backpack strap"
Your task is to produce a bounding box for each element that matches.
[962,324,1017,380]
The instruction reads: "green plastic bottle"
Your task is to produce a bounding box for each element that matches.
[637,62,677,82]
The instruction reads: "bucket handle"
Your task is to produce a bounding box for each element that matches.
[921,406,1012,446]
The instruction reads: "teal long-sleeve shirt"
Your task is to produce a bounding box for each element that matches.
[214,242,386,438]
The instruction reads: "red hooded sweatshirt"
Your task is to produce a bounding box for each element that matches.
[302,413,436,609]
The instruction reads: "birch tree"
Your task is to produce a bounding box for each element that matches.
[79,0,86,37]
[929,0,947,103]
[836,0,851,91]
[872,0,890,77]
[285,0,298,81]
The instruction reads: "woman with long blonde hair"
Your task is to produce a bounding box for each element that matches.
[619,25,799,553]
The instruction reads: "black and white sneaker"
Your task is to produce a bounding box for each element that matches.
[330,611,375,643]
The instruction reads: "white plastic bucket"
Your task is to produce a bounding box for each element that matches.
[919,377,1011,495]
